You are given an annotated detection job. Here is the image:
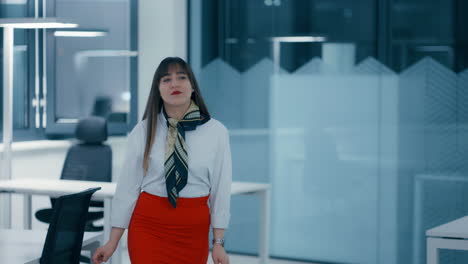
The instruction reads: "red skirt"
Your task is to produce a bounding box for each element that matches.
[128,192,210,264]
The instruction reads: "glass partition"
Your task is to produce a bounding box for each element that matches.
[54,0,133,124]
[190,0,468,263]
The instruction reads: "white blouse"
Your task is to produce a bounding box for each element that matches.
[111,111,232,229]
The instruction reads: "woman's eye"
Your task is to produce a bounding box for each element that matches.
[163,78,171,83]
[179,76,187,80]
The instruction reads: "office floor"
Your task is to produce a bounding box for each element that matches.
[121,247,316,264]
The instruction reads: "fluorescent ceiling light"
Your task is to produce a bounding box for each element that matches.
[1,0,28,4]
[271,36,327,43]
[0,18,77,28]
[57,118,79,124]
[54,30,107,37]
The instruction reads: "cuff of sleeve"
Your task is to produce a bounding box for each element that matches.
[111,209,130,229]
[111,218,129,229]
[211,213,230,229]
[111,199,135,229]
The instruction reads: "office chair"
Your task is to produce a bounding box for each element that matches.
[39,187,101,264]
[35,117,112,232]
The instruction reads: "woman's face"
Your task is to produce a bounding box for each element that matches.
[159,64,193,108]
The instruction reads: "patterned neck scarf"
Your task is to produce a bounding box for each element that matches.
[163,100,210,208]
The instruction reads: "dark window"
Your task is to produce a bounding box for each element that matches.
[0,0,138,141]
[0,1,38,141]
[390,0,467,72]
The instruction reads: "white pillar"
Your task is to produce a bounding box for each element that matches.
[1,26,14,228]
[322,43,356,73]
[138,0,187,120]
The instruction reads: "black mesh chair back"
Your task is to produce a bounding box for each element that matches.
[39,187,101,264]
[36,117,111,230]
[59,116,111,217]
[61,143,112,183]
[62,116,112,183]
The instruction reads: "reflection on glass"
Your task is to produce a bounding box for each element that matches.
[0,3,29,131]
[13,45,28,129]
[54,0,132,124]
[390,0,468,72]
[192,0,468,263]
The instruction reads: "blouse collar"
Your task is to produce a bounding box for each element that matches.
[158,110,168,130]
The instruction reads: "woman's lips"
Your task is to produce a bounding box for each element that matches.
[171,91,182,95]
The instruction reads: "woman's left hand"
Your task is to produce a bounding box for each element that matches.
[212,244,229,264]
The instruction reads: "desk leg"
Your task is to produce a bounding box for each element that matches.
[259,189,270,264]
[427,237,438,264]
[104,198,121,264]
[1,193,11,228]
[104,199,111,245]
[23,194,32,229]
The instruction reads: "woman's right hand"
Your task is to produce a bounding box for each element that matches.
[92,241,118,264]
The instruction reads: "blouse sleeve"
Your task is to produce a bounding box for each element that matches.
[209,126,232,229]
[111,123,145,229]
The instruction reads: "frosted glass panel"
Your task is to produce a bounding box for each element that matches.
[190,0,468,263]
[269,73,384,263]
[196,55,468,264]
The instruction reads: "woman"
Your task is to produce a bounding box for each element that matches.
[92,57,231,264]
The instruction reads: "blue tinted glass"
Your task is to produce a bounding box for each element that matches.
[191,0,468,263]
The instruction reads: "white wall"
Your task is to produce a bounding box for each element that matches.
[138,0,187,119]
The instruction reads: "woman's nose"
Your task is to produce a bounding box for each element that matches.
[171,79,180,87]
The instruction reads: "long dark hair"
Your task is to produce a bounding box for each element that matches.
[141,57,210,174]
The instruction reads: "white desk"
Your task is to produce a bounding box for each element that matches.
[0,229,102,264]
[0,178,270,264]
[426,215,468,264]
